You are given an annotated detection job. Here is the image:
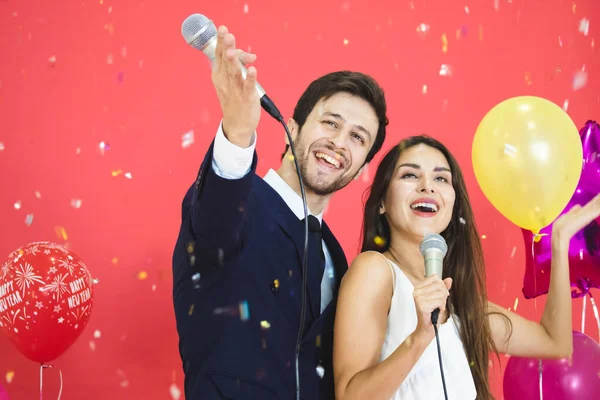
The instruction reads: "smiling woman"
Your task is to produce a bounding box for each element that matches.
[332,135,600,400]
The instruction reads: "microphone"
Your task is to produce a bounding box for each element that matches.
[420,233,448,325]
[181,13,283,121]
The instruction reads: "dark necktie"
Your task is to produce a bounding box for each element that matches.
[306,215,325,276]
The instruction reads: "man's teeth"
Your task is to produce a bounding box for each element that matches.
[411,203,438,212]
[315,152,341,168]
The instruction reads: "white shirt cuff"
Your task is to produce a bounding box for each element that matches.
[211,121,256,179]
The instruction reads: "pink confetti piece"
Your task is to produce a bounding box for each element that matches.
[243,4,249,13]
[120,46,127,57]
[464,6,469,14]
[48,55,56,67]
[106,54,114,65]
[493,0,499,11]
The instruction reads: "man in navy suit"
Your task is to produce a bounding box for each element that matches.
[172,24,388,399]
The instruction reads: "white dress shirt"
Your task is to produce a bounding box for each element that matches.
[211,122,336,312]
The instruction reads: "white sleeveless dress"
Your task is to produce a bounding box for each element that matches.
[379,258,477,400]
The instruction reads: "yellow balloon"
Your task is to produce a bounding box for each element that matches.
[472,96,583,232]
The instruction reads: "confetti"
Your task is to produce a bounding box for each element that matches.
[439,64,452,77]
[239,300,250,321]
[524,72,533,85]
[120,46,127,57]
[478,25,483,41]
[54,226,68,240]
[137,271,148,280]
[106,53,114,64]
[510,246,517,258]
[459,217,466,224]
[493,0,499,11]
[181,130,195,149]
[558,36,563,47]
[48,55,56,67]
[98,141,110,155]
[191,272,201,288]
[5,371,15,383]
[343,38,349,46]
[422,84,428,94]
[35,191,41,199]
[481,234,487,239]
[260,320,271,330]
[243,4,249,13]
[316,365,325,378]
[341,2,351,12]
[13,200,21,210]
[416,23,430,38]
[170,383,182,400]
[441,33,448,53]
[563,99,570,111]
[94,330,102,338]
[124,172,132,179]
[117,72,125,84]
[71,199,82,208]
[374,236,386,247]
[0,142,4,151]
[188,304,195,315]
[513,297,519,311]
[572,70,588,90]
[89,340,96,351]
[25,214,34,226]
[104,23,114,36]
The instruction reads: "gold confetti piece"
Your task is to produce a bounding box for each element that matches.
[513,297,519,311]
[524,72,533,85]
[343,38,349,46]
[441,33,448,53]
[478,25,484,41]
[374,236,386,246]
[260,320,271,329]
[137,271,148,280]
[112,257,119,265]
[6,370,14,383]
[273,279,280,289]
[316,335,321,347]
[481,234,487,239]
[111,170,122,177]
[54,226,68,240]
[287,155,295,162]
[188,304,195,315]
[572,2,576,14]
[104,23,114,36]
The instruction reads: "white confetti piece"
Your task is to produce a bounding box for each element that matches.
[170,383,182,400]
[25,214,34,226]
[71,199,82,208]
[572,70,588,91]
[343,38,349,46]
[0,142,4,151]
[94,330,102,339]
[579,18,590,36]
[510,246,517,258]
[316,365,325,378]
[464,6,470,14]
[124,172,132,179]
[181,130,195,149]
[89,340,96,351]
[416,23,430,38]
[243,4,249,13]
[14,201,21,210]
[422,84,428,94]
[563,99,569,111]
[35,191,41,199]
[439,64,452,77]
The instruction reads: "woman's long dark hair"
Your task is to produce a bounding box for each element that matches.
[361,135,504,400]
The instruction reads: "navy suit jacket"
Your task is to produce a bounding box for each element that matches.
[172,141,348,399]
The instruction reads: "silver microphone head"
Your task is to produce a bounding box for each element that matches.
[420,233,447,278]
[181,13,217,51]
[420,233,448,257]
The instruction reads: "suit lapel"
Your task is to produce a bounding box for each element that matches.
[253,177,322,320]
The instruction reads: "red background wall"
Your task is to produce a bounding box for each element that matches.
[1,0,598,399]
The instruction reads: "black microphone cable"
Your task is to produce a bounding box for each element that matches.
[260,95,310,400]
[431,308,448,400]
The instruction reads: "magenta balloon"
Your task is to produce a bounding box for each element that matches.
[521,120,600,299]
[503,331,600,400]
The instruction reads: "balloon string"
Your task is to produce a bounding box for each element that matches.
[39,364,63,400]
[588,293,600,343]
[531,235,539,316]
[582,294,587,334]
[538,359,543,400]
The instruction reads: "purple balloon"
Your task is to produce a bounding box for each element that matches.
[0,383,9,400]
[521,120,600,299]
[503,331,600,400]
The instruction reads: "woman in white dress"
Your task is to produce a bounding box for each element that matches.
[333,135,600,400]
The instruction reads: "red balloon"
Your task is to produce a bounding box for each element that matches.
[0,242,94,363]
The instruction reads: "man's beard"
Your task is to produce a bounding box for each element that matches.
[293,138,357,196]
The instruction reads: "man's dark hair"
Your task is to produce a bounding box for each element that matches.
[281,71,388,164]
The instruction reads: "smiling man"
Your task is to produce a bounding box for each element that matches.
[172,25,388,400]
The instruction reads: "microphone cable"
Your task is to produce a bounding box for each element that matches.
[260,95,310,400]
[431,309,448,400]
